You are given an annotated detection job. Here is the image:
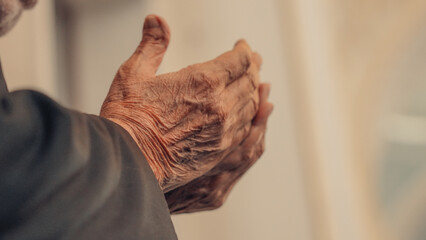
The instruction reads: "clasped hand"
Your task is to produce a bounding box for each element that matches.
[100,15,273,213]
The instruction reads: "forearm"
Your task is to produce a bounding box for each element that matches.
[104,113,174,189]
[0,90,175,239]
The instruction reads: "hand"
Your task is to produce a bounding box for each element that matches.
[100,15,262,192]
[165,84,273,214]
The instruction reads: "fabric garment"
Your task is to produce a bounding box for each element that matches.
[0,62,177,240]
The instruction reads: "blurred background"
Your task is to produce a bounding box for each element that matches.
[1,0,426,239]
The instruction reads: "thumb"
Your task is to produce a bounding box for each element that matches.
[128,14,171,78]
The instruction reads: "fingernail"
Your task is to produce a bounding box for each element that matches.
[144,15,161,29]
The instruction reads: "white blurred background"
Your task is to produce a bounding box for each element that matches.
[1,0,426,239]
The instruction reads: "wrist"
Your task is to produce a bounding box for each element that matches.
[105,114,174,190]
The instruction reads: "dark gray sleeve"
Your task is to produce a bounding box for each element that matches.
[0,89,177,240]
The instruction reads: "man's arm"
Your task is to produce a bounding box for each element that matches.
[0,87,177,239]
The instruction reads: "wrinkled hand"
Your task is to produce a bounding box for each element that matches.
[100,15,262,192]
[165,84,273,214]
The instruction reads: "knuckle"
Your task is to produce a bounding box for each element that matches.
[189,69,218,92]
[257,143,265,157]
[143,29,166,42]
[117,63,131,77]
[234,124,250,146]
[218,136,232,151]
[242,97,258,120]
[197,189,225,210]
[208,103,228,127]
[221,52,251,80]
[212,199,224,209]
[209,191,225,209]
[239,51,251,73]
[119,58,140,75]
[242,148,255,161]
[253,52,263,68]
[246,70,257,90]
[242,124,251,139]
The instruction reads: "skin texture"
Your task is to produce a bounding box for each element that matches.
[100,15,269,193]
[166,84,273,214]
[0,0,37,36]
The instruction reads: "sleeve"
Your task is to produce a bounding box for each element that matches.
[0,83,177,238]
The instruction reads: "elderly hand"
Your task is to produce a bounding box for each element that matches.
[100,15,262,192]
[165,84,273,214]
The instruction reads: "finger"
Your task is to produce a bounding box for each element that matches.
[230,122,251,150]
[253,84,273,126]
[253,102,273,126]
[224,92,259,135]
[208,122,251,176]
[204,131,266,211]
[215,120,267,176]
[207,104,271,177]
[213,39,253,86]
[224,102,271,169]
[259,83,271,103]
[240,133,265,174]
[243,103,272,147]
[128,14,171,78]
[252,52,263,71]
[222,83,268,149]
[222,69,259,114]
[240,132,266,174]
[225,76,264,112]
[221,57,261,112]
